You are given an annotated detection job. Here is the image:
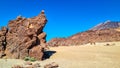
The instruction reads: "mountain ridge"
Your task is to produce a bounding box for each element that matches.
[47,21,120,46]
[90,20,120,30]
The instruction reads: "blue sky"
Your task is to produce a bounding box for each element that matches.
[0,0,120,41]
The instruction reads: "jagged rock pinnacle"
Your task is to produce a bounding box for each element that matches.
[16,15,22,20]
[41,10,45,14]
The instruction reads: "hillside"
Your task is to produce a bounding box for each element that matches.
[47,21,120,46]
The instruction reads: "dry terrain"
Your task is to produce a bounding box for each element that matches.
[0,42,120,68]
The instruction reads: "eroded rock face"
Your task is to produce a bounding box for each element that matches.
[0,10,47,60]
[0,27,8,58]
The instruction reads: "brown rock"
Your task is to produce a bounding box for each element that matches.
[51,62,59,68]
[0,27,7,58]
[29,45,43,60]
[38,32,46,39]
[44,62,59,68]
[33,63,41,67]
[12,65,23,68]
[24,61,32,65]
[44,64,52,68]
[0,10,47,60]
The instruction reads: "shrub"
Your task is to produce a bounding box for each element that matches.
[24,56,30,61]
[29,57,36,62]
[24,56,36,62]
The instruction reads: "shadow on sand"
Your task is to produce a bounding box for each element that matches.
[42,50,56,60]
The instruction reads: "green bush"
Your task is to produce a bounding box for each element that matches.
[24,56,36,62]
[29,57,36,62]
[24,56,30,61]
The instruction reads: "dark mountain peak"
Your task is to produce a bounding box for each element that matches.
[90,20,120,30]
[104,20,111,24]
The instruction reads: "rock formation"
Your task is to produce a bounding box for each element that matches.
[0,10,47,60]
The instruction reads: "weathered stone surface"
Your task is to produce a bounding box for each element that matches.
[0,27,8,58]
[29,45,43,60]
[0,10,47,60]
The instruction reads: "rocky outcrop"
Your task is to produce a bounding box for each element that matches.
[48,27,120,47]
[0,10,47,60]
[0,27,8,58]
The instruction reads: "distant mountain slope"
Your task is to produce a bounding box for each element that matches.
[47,21,120,46]
[90,20,120,30]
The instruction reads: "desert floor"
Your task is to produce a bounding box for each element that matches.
[0,42,120,68]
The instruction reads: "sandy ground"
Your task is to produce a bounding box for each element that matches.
[0,41,120,68]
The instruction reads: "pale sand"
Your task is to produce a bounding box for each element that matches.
[0,41,120,68]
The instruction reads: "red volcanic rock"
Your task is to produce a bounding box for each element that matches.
[44,62,59,68]
[29,45,43,60]
[0,27,8,58]
[0,10,47,60]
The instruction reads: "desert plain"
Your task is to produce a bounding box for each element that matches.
[0,41,120,68]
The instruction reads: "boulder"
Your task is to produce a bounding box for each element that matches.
[29,45,43,60]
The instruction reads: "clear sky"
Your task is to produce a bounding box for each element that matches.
[0,0,120,41]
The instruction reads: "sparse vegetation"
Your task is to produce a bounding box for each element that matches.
[29,57,36,62]
[24,56,36,62]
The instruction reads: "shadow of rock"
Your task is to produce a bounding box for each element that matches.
[42,51,56,60]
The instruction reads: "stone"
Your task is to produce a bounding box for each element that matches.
[33,63,41,67]
[29,45,44,60]
[12,65,23,68]
[44,62,59,68]
[51,62,59,68]
[44,64,52,68]
[24,61,32,65]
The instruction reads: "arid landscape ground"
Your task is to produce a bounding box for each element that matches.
[0,41,120,68]
[0,0,120,68]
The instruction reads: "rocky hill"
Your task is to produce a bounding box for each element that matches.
[0,10,47,60]
[47,21,120,46]
[90,20,120,30]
